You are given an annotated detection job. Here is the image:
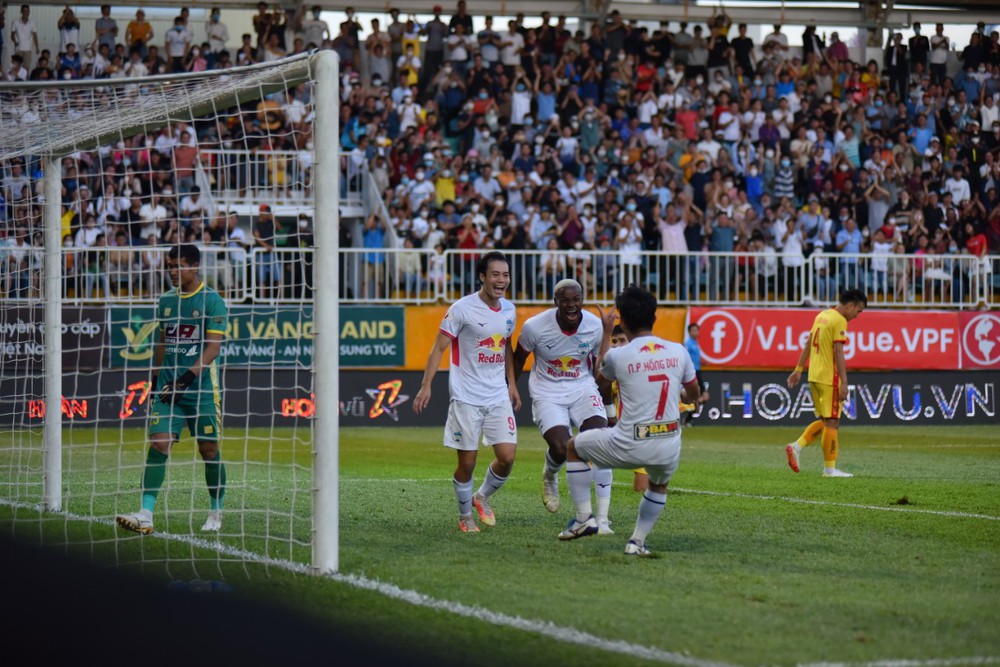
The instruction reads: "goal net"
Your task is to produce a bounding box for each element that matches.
[0,51,341,577]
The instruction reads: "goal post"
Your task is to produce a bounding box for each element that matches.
[311,50,340,575]
[0,51,340,575]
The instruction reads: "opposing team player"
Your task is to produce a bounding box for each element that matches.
[413,251,521,533]
[785,289,867,477]
[512,279,616,532]
[558,285,701,556]
[116,243,228,535]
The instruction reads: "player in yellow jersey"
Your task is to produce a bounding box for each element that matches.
[784,289,867,477]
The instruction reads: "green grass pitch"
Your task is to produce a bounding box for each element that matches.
[1,424,998,666]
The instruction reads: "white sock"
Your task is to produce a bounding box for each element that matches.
[565,461,594,522]
[543,450,564,480]
[475,464,507,499]
[138,508,153,521]
[453,477,474,518]
[593,467,613,522]
[630,490,667,545]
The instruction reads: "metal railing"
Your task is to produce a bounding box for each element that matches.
[2,247,995,309]
[199,149,365,207]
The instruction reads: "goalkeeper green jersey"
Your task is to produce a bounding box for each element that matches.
[157,282,227,394]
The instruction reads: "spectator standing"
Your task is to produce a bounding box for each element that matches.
[884,32,909,101]
[909,22,930,74]
[125,9,153,58]
[165,16,192,73]
[95,4,118,54]
[296,5,328,50]
[253,203,281,300]
[419,6,448,95]
[57,7,81,56]
[362,212,387,298]
[206,8,230,66]
[11,5,39,70]
[929,24,949,85]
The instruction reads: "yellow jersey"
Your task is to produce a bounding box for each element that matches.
[807,308,848,386]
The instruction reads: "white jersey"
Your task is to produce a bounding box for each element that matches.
[601,335,696,435]
[517,309,603,401]
[440,293,516,406]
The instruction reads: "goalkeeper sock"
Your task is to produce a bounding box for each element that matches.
[797,419,825,448]
[593,467,613,523]
[453,476,474,518]
[475,463,507,499]
[630,490,667,546]
[204,450,226,511]
[140,447,169,514]
[542,449,563,480]
[565,461,594,522]
[821,427,839,470]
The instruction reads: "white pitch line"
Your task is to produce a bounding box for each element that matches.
[668,487,1000,522]
[800,658,1000,667]
[0,496,996,667]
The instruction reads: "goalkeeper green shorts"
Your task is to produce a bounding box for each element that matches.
[148,396,221,442]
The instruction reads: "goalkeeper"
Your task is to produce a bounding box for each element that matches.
[117,244,228,535]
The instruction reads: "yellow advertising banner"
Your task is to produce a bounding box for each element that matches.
[403,305,688,371]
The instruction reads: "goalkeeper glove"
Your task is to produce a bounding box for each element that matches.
[158,369,197,405]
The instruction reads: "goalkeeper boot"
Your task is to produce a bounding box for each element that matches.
[201,511,222,532]
[822,468,854,478]
[558,515,598,541]
[458,514,480,533]
[542,465,560,513]
[472,493,496,527]
[116,512,154,535]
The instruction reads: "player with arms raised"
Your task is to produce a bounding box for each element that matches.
[557,285,701,556]
[785,288,867,477]
[512,279,616,531]
[413,251,521,533]
[117,244,228,534]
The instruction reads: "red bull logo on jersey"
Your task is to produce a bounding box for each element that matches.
[476,334,507,363]
[639,342,667,353]
[545,356,583,378]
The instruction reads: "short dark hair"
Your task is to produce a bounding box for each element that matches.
[840,289,868,308]
[611,324,623,337]
[168,243,201,266]
[476,250,509,280]
[615,285,657,333]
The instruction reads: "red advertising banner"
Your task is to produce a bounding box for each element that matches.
[687,307,996,370]
[958,311,1000,370]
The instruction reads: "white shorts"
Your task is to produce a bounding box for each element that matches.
[532,387,606,436]
[443,399,518,451]
[573,424,682,486]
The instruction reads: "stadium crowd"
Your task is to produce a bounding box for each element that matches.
[1,2,999,302]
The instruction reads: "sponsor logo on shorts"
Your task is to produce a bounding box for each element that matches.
[634,421,679,439]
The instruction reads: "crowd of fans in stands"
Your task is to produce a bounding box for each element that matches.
[1,2,999,302]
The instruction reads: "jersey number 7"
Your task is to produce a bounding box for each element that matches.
[648,374,671,421]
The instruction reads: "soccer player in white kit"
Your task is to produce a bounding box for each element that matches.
[512,279,617,532]
[558,285,701,556]
[413,251,522,533]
